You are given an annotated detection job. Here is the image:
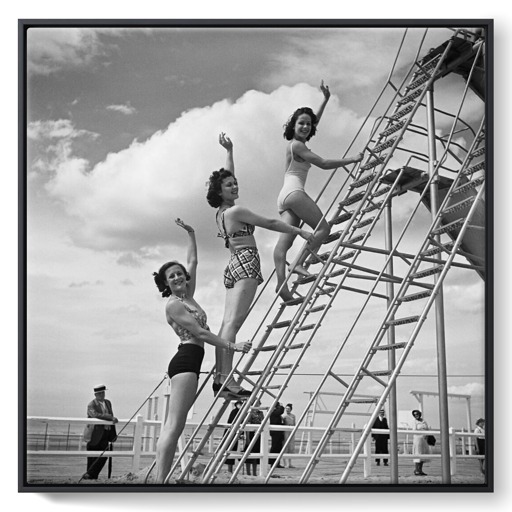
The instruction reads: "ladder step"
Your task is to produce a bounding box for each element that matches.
[282,296,306,306]
[265,384,282,390]
[354,217,374,229]
[275,364,293,370]
[289,343,306,350]
[316,286,336,296]
[362,200,384,214]
[411,265,443,279]
[407,72,432,91]
[344,398,378,404]
[296,274,318,285]
[326,268,348,279]
[361,155,387,171]
[386,316,420,326]
[371,342,407,352]
[256,344,278,352]
[421,242,454,257]
[307,304,326,314]
[433,218,464,236]
[462,161,485,175]
[373,137,397,153]
[454,176,484,195]
[349,173,376,189]
[323,231,342,244]
[268,320,292,329]
[365,369,392,377]
[397,290,433,303]
[346,233,365,245]
[339,191,365,207]
[390,104,414,121]
[397,88,423,106]
[297,323,316,332]
[470,147,485,158]
[442,197,474,215]
[380,119,406,138]
[330,210,354,225]
[372,186,391,198]
[332,251,356,264]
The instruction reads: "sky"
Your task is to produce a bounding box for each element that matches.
[6,2,512,510]
[22,22,491,438]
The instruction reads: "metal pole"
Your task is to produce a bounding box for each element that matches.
[384,197,399,483]
[426,84,451,483]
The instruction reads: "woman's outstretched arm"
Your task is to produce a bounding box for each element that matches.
[175,218,198,297]
[229,205,314,243]
[292,140,364,171]
[219,132,235,176]
[166,300,251,353]
[315,80,331,124]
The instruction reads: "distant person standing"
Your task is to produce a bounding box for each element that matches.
[411,409,430,476]
[474,418,485,474]
[82,384,118,480]
[282,403,296,468]
[269,403,285,467]
[372,408,390,466]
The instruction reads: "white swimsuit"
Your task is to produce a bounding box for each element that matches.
[277,142,312,214]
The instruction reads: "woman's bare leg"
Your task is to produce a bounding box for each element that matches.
[273,210,300,301]
[155,373,198,483]
[216,277,259,389]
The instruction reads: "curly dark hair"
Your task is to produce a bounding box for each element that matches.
[283,107,318,141]
[153,261,191,298]
[206,168,236,208]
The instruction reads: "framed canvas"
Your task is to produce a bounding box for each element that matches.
[19,18,493,493]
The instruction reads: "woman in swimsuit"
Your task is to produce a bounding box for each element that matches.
[206,133,314,398]
[273,81,364,301]
[152,218,252,484]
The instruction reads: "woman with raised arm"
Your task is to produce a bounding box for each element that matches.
[273,81,364,301]
[206,133,314,398]
[152,218,252,484]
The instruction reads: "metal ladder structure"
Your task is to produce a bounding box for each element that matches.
[155,27,487,485]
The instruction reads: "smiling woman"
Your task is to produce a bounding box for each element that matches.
[151,218,251,484]
[206,133,314,398]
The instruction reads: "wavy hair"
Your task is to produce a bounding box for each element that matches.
[283,107,318,141]
[206,168,235,208]
[153,261,190,298]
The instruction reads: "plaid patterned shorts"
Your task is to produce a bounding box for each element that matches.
[224,247,264,289]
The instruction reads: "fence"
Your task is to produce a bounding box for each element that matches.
[27,416,484,478]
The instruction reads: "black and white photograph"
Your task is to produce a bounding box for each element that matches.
[19,19,493,493]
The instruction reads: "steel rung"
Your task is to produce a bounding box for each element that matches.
[397,290,433,303]
[361,154,387,171]
[354,217,374,229]
[323,231,342,244]
[386,315,420,326]
[373,137,397,153]
[297,323,316,332]
[296,274,319,285]
[362,200,384,214]
[350,173,376,189]
[454,176,485,195]
[372,342,407,352]
[343,398,378,404]
[470,147,485,158]
[268,320,292,329]
[282,296,306,306]
[339,191,365,207]
[346,233,366,245]
[372,186,391,198]
[380,120,406,138]
[307,304,326,313]
[442,197,474,215]
[411,265,443,279]
[316,286,336,296]
[390,104,414,121]
[327,268,348,278]
[421,242,454,257]
[330,211,353,225]
[397,88,423,106]
[332,251,356,263]
[462,161,485,175]
[433,218,464,236]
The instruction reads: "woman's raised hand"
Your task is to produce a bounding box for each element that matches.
[234,340,252,353]
[353,152,364,163]
[219,132,233,151]
[175,218,195,233]
[320,80,330,101]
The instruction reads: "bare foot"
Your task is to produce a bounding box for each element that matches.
[289,265,311,278]
[276,284,294,302]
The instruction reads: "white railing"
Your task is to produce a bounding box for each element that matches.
[27,416,484,478]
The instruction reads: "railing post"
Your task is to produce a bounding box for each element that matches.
[448,427,456,476]
[132,415,144,472]
[260,424,269,477]
[363,427,372,477]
